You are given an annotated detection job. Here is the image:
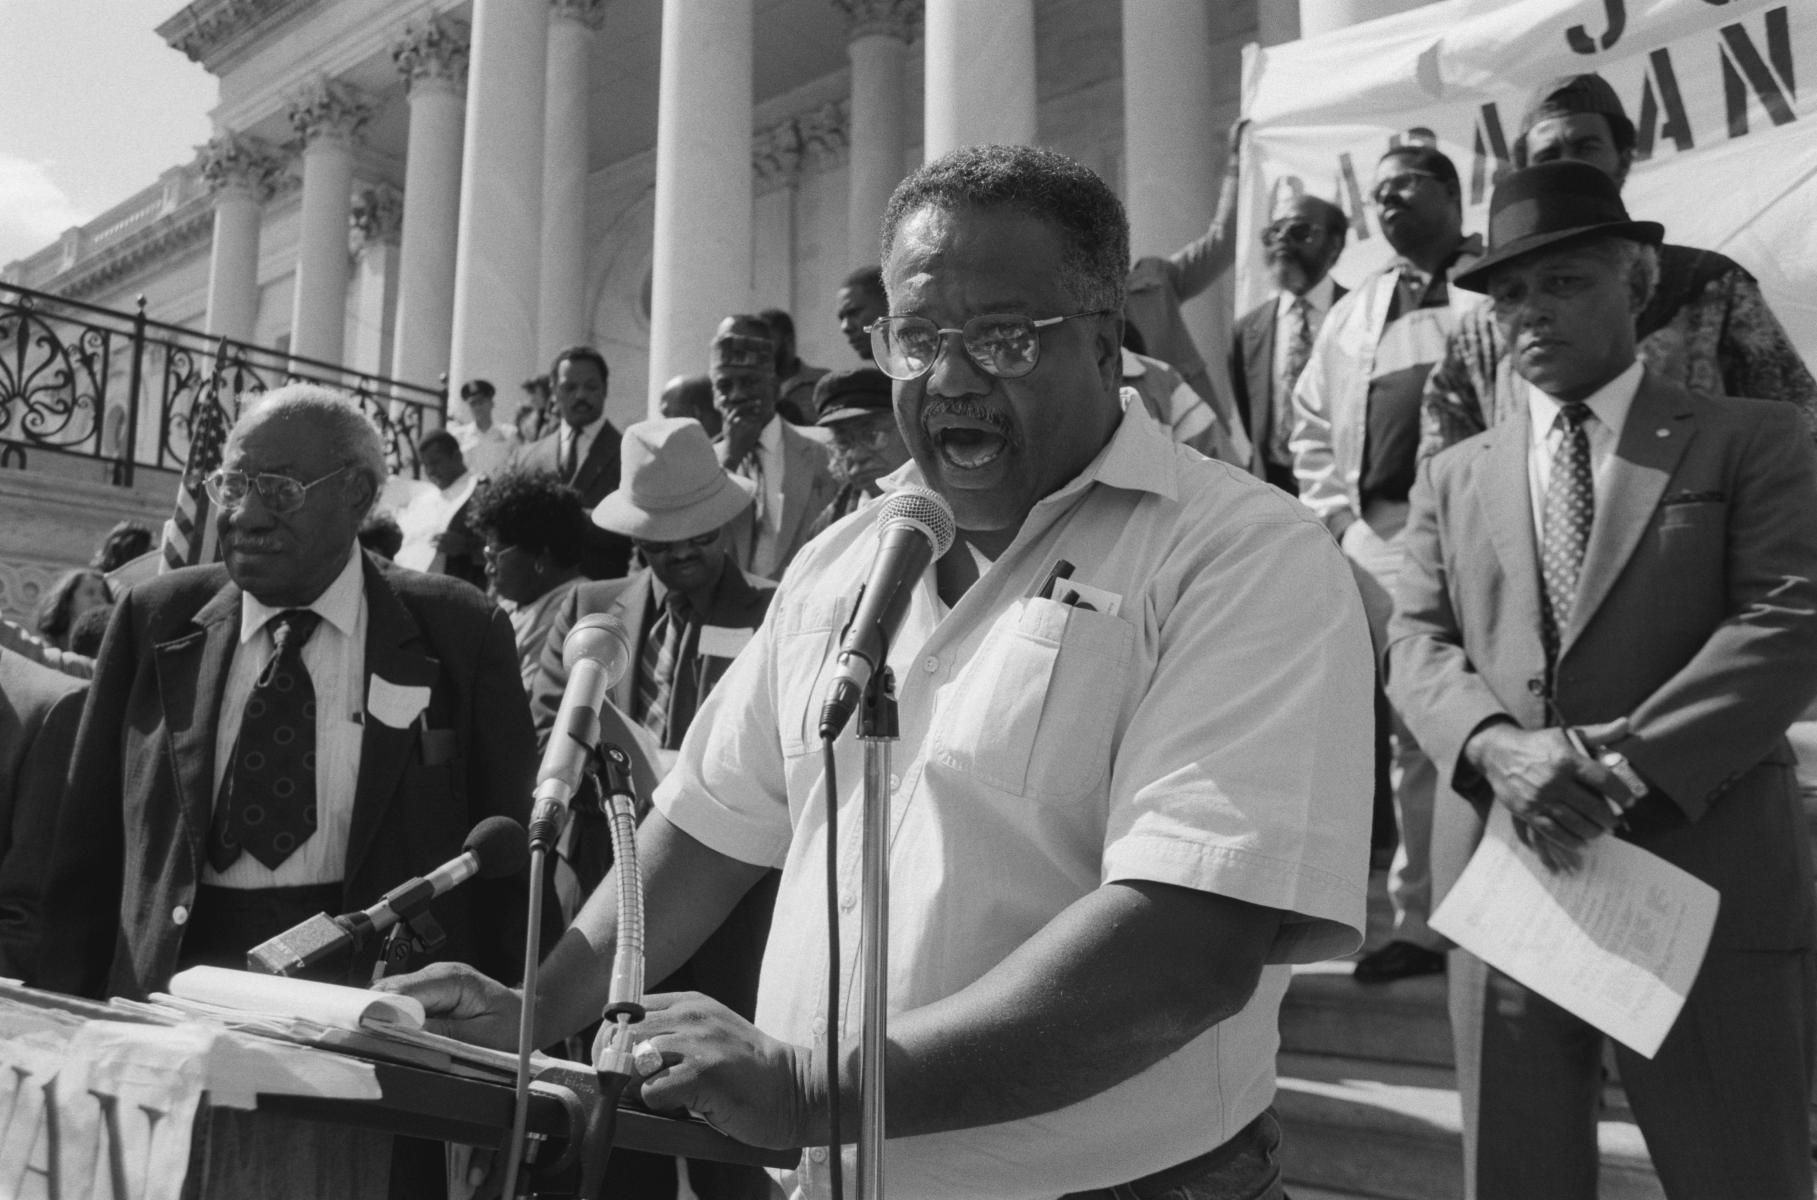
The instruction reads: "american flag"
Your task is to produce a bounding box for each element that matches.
[159,343,235,572]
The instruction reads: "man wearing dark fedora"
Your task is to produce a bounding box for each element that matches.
[1388,159,1817,1199]
[804,364,911,538]
[1422,72,1817,460]
[523,415,779,1200]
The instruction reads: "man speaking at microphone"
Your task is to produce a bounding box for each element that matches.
[392,145,1374,1199]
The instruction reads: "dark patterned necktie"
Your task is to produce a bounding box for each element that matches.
[1277,297,1314,461]
[635,595,690,749]
[210,609,324,871]
[1540,402,1594,660]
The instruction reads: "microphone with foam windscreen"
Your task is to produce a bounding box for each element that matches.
[528,614,634,851]
[246,815,529,976]
[818,484,957,740]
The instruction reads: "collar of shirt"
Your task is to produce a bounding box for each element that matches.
[560,412,610,456]
[239,545,364,645]
[439,470,476,503]
[1275,272,1337,321]
[1525,358,1643,456]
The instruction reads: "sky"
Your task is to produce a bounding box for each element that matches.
[0,1,218,266]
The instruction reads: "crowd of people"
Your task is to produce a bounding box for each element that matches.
[1,67,1814,1200]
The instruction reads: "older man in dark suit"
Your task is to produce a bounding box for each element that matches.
[1228,194,1347,494]
[36,385,537,1002]
[1388,161,1817,1199]
[0,646,85,978]
[511,345,633,579]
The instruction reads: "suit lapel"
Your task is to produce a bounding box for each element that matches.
[1477,405,1547,641]
[344,557,438,886]
[1563,373,1692,653]
[612,573,655,713]
[773,425,814,553]
[1245,311,1276,449]
[154,582,242,870]
[572,424,620,499]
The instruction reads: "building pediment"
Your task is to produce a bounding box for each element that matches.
[158,0,325,71]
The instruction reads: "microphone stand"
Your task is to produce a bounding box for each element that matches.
[856,667,897,1200]
[368,907,447,984]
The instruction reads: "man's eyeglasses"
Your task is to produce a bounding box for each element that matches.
[633,531,718,556]
[1261,219,1324,247]
[203,464,353,514]
[1370,169,1442,206]
[868,311,1112,382]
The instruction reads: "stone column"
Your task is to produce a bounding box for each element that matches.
[286,79,371,367]
[1298,0,1438,39]
[1121,0,1216,261]
[389,16,469,392]
[922,0,1035,160]
[349,185,404,382]
[538,0,606,363]
[836,0,918,264]
[196,132,287,344]
[648,0,753,408]
[450,0,548,395]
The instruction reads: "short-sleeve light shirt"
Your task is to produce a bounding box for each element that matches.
[656,397,1374,1200]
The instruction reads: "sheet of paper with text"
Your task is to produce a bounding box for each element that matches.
[1430,805,1719,1058]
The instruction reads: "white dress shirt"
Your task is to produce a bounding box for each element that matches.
[395,470,478,572]
[208,547,368,888]
[1525,359,1642,535]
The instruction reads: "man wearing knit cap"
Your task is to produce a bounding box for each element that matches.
[804,365,910,536]
[709,315,837,580]
[1422,72,1817,458]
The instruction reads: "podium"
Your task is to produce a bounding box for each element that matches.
[0,982,793,1200]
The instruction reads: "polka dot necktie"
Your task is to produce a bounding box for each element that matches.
[1540,402,1594,661]
[209,609,324,872]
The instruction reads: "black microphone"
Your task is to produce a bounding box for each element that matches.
[246,815,530,976]
[528,614,633,850]
[818,484,957,740]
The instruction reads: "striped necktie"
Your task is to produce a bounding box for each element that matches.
[636,595,690,749]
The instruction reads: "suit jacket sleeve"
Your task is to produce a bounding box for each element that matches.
[1385,456,1515,794]
[0,678,86,980]
[34,598,139,996]
[1618,404,1817,818]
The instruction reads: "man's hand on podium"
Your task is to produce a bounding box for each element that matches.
[376,961,523,1049]
[619,991,818,1151]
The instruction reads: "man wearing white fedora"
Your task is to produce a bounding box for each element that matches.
[524,415,780,1200]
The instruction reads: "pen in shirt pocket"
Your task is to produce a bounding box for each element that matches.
[1035,558,1075,601]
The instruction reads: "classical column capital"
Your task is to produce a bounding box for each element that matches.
[753,101,851,192]
[351,184,405,253]
[392,16,471,97]
[833,0,920,42]
[195,131,289,201]
[549,0,607,31]
[287,78,373,148]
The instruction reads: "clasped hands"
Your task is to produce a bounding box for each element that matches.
[1462,719,1630,873]
[375,963,823,1151]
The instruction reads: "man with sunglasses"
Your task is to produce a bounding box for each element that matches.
[36,385,537,1190]
[1229,194,1348,494]
[525,416,778,1200]
[1291,142,1484,986]
[390,145,1372,1200]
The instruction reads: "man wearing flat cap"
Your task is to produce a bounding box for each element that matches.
[1422,72,1817,459]
[710,316,838,580]
[804,365,911,538]
[1388,159,1817,1199]
[524,415,779,1199]
[449,378,518,479]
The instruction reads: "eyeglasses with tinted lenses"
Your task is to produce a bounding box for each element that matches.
[634,531,719,556]
[1370,169,1441,206]
[1261,220,1321,247]
[868,311,1112,382]
[204,464,353,514]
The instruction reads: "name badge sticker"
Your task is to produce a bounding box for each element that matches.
[698,624,755,661]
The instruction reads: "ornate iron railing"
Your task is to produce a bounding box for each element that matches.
[0,282,445,486]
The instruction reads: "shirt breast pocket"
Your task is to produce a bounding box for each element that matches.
[776,595,850,759]
[931,598,1134,801]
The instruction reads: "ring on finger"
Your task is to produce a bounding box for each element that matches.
[632,1040,664,1078]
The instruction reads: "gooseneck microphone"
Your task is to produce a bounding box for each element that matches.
[246,815,529,977]
[818,484,957,740]
[528,614,634,851]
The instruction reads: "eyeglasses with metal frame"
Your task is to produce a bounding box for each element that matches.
[868,310,1113,382]
[203,464,355,514]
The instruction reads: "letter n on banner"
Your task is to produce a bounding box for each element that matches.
[1720,7,1797,138]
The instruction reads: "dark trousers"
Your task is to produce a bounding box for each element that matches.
[1451,946,1816,1199]
[1059,1109,1286,1200]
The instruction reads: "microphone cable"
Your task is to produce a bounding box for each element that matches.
[821,734,845,1200]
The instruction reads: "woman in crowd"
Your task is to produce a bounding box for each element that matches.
[34,568,109,652]
[468,468,588,688]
